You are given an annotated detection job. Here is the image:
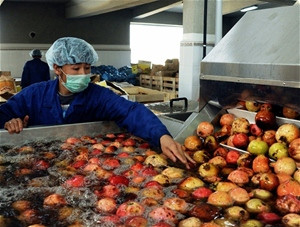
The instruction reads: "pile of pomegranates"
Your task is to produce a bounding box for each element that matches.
[181,102,300,226]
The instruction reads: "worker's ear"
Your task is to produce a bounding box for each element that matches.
[53,64,62,76]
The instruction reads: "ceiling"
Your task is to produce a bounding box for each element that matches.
[3,0,297,18]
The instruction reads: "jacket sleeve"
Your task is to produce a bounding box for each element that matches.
[92,87,171,147]
[0,92,28,128]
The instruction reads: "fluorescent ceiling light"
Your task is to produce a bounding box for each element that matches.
[0,0,4,6]
[240,5,258,12]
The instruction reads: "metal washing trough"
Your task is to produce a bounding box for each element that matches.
[0,121,125,146]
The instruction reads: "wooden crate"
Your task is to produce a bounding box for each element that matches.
[162,76,178,92]
[139,74,162,91]
[139,74,152,89]
[122,86,166,103]
[139,74,179,100]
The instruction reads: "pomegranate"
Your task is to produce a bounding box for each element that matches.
[227,170,249,185]
[245,198,270,213]
[231,118,250,134]
[171,188,190,199]
[116,201,144,217]
[225,206,249,221]
[178,217,202,227]
[245,101,261,112]
[283,106,299,119]
[275,123,300,145]
[219,113,235,126]
[255,109,276,130]
[288,138,300,161]
[109,175,129,186]
[247,139,269,155]
[215,182,238,192]
[96,198,117,213]
[65,137,81,144]
[257,212,281,225]
[252,155,270,173]
[208,156,227,168]
[149,206,178,224]
[228,187,250,204]
[276,195,300,214]
[276,173,292,184]
[98,184,120,198]
[207,191,233,207]
[64,175,85,187]
[178,176,204,191]
[184,135,203,151]
[226,150,240,165]
[43,194,67,207]
[294,169,300,183]
[163,197,188,213]
[198,163,219,178]
[259,172,279,191]
[192,187,213,199]
[249,124,263,137]
[122,138,136,146]
[277,179,300,197]
[282,213,300,227]
[197,121,214,138]
[232,133,249,148]
[268,142,289,160]
[272,157,297,176]
[189,203,220,222]
[12,200,31,212]
[144,154,168,167]
[262,130,277,146]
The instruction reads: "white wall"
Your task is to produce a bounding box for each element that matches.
[0,43,131,79]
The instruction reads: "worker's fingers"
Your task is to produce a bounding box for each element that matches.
[23,115,29,127]
[4,118,24,134]
[160,134,196,169]
[174,142,188,164]
[162,147,177,163]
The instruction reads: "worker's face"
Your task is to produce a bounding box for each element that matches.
[54,63,91,82]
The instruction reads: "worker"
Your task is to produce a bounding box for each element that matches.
[0,37,194,169]
[21,49,50,88]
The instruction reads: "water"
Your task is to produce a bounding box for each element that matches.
[0,133,199,227]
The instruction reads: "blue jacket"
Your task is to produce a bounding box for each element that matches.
[0,79,170,147]
[21,58,50,88]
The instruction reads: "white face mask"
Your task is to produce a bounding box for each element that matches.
[60,69,91,93]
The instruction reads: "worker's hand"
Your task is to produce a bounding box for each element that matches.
[160,134,196,169]
[4,115,29,134]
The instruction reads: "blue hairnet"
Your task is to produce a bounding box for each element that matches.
[46,37,99,70]
[30,49,42,57]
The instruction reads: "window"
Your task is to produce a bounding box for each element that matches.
[130,23,183,65]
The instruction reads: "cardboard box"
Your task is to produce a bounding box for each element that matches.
[151,64,165,75]
[165,59,179,71]
[122,86,166,103]
[137,60,151,74]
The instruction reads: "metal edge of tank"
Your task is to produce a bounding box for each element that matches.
[0,121,126,146]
